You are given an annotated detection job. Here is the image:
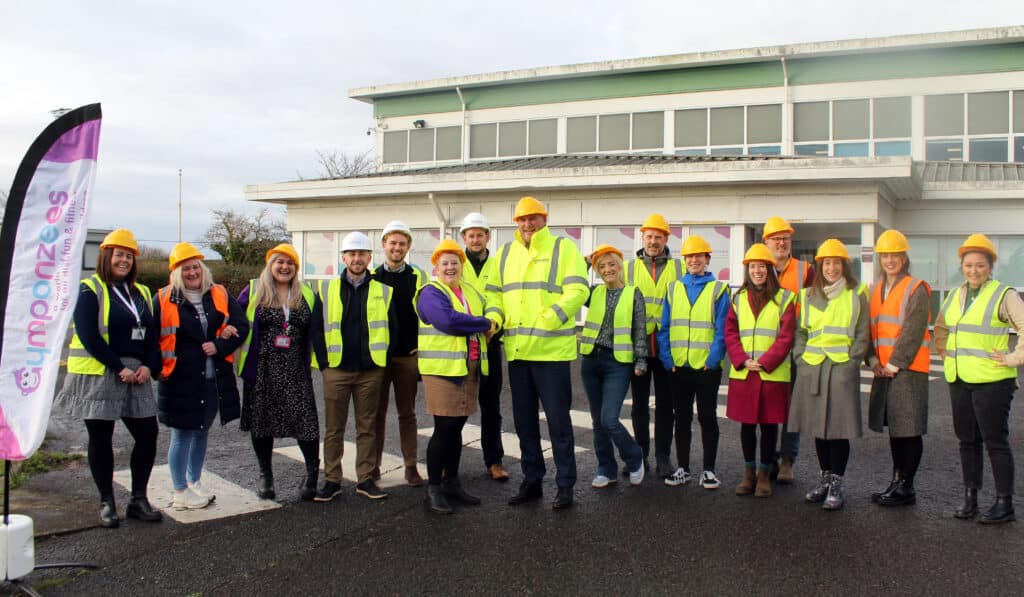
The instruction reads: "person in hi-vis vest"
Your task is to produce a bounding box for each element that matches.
[789,239,869,512]
[315,231,396,503]
[762,215,815,484]
[459,212,509,482]
[625,213,682,477]
[865,230,931,509]
[934,234,1024,525]
[656,235,730,491]
[415,240,498,514]
[56,228,163,528]
[483,196,588,511]
[581,245,649,490]
[725,243,796,498]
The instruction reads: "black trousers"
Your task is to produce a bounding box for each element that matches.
[663,366,722,472]
[741,423,778,466]
[949,378,1016,496]
[84,417,158,501]
[478,340,505,467]
[629,356,671,462]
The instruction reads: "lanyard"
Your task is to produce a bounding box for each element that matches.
[282,289,291,330]
[112,283,142,326]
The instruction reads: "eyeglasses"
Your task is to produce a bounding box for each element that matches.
[768,236,792,244]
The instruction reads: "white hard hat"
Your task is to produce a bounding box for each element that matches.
[459,212,490,233]
[381,220,412,242]
[341,231,372,252]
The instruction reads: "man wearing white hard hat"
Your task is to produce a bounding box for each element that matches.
[371,221,428,486]
[314,231,396,501]
[460,212,509,482]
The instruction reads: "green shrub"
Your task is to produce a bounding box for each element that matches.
[135,259,262,299]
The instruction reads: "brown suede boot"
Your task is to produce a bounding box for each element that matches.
[777,456,794,484]
[735,465,756,496]
[755,467,773,497]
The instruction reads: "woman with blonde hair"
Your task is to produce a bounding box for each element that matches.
[236,244,326,501]
[153,242,248,510]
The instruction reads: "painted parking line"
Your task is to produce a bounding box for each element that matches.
[274,442,408,488]
[419,423,590,456]
[113,468,280,524]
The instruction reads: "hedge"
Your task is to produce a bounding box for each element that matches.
[135,259,263,299]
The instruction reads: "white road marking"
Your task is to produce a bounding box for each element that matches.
[274,442,408,488]
[114,468,280,524]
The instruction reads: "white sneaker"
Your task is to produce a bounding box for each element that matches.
[592,475,617,488]
[629,464,645,486]
[664,468,691,487]
[188,480,216,503]
[700,470,721,490]
[172,487,212,510]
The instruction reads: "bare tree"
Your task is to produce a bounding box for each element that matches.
[202,208,289,265]
[298,149,374,180]
[0,189,7,227]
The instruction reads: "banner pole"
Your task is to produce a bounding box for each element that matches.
[3,459,9,525]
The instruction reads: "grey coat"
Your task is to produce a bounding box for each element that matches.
[790,285,870,440]
[866,282,930,437]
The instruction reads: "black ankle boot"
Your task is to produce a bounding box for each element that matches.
[954,488,979,519]
[443,479,481,505]
[99,497,120,528]
[126,496,164,522]
[425,484,452,514]
[879,476,916,507]
[872,470,901,504]
[980,495,1015,525]
[300,460,319,501]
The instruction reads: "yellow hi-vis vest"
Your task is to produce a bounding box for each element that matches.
[317,276,392,368]
[579,285,637,364]
[799,283,867,366]
[666,279,728,369]
[941,279,1016,384]
[484,226,589,362]
[235,280,317,375]
[626,256,683,335]
[729,288,795,382]
[67,275,153,375]
[414,281,489,377]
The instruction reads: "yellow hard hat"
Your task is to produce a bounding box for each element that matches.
[640,213,671,236]
[513,196,548,220]
[958,233,997,262]
[762,216,795,241]
[266,243,300,266]
[742,243,775,265]
[815,238,850,262]
[100,228,139,255]
[590,244,623,263]
[681,235,713,257]
[168,242,205,271]
[431,238,466,266]
[874,230,910,254]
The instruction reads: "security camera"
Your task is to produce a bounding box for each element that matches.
[366,128,373,136]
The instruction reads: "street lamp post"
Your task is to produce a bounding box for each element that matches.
[178,169,182,243]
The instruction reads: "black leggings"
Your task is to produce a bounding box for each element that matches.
[427,415,467,485]
[740,423,778,466]
[889,435,923,479]
[84,417,158,501]
[814,438,850,476]
[252,435,319,469]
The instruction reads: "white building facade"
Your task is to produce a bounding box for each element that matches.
[246,26,1024,319]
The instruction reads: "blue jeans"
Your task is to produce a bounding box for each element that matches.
[168,428,210,490]
[582,350,643,478]
[508,360,577,488]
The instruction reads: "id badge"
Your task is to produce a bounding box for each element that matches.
[274,335,291,349]
[131,326,146,341]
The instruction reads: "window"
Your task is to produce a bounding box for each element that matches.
[925,94,964,136]
[529,119,557,155]
[794,102,829,142]
[675,104,781,155]
[409,129,434,162]
[675,109,707,148]
[498,121,527,157]
[436,127,461,160]
[599,114,629,151]
[567,116,597,153]
[632,112,664,150]
[925,91,1017,162]
[873,97,911,138]
[471,119,557,158]
[833,99,869,140]
[968,92,1008,135]
[385,126,463,164]
[304,231,340,277]
[470,123,497,159]
[795,97,910,157]
[710,107,743,146]
[747,105,781,144]
[383,131,408,164]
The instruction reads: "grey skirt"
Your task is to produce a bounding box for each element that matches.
[55,357,157,420]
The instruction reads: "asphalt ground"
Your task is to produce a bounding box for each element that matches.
[8,355,1024,596]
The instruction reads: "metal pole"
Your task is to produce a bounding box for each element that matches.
[178,169,183,243]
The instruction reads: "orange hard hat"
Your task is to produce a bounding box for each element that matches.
[168,242,205,271]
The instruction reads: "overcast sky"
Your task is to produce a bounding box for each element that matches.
[1,1,1018,250]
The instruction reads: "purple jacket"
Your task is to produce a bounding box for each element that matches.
[416,284,491,336]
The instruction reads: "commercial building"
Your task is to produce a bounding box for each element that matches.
[246,26,1024,315]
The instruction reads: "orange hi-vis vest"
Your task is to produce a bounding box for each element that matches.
[158,284,232,379]
[869,276,932,373]
[777,258,811,293]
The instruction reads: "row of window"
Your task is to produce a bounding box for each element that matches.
[382,90,1024,164]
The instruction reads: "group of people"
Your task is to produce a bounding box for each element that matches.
[57,197,1023,527]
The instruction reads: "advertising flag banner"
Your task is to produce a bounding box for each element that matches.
[0,104,102,460]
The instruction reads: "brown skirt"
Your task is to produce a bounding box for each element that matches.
[423,362,480,417]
